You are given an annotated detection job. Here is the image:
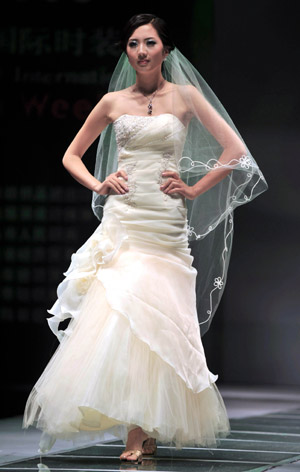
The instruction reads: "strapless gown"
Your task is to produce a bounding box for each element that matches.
[23,113,230,453]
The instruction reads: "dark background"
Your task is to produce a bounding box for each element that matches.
[1,0,299,419]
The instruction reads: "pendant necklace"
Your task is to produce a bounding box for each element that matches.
[138,79,165,115]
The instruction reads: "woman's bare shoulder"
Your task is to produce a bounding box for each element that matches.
[102,87,133,103]
[100,88,133,123]
[169,83,197,93]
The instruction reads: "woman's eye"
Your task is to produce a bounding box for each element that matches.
[147,40,156,46]
[128,41,138,48]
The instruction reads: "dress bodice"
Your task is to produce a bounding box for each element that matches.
[113,113,187,160]
[101,113,189,221]
[105,113,189,210]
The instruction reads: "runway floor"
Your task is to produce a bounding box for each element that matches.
[1,385,300,471]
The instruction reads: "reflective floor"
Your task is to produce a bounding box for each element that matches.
[1,385,300,471]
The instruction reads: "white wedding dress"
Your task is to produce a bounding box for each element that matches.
[23,113,230,453]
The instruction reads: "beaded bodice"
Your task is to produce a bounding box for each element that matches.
[113,113,187,157]
[104,113,188,209]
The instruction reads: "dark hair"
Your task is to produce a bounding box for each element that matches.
[119,13,175,53]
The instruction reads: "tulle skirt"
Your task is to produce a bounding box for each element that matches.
[23,197,230,452]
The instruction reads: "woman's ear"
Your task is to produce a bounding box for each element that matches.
[163,48,169,60]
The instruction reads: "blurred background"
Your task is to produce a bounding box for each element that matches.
[1,0,299,419]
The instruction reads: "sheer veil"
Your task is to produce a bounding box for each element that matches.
[92,48,268,336]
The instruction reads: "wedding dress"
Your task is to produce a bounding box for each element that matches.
[23,113,230,453]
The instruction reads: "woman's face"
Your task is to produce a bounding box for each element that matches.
[126,23,168,74]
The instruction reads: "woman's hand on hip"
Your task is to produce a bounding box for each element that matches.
[160,171,197,200]
[95,170,129,195]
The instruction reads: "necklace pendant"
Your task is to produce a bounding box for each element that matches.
[139,79,165,117]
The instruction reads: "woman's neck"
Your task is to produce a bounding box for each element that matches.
[133,71,165,95]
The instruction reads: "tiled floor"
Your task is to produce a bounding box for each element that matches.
[1,384,300,471]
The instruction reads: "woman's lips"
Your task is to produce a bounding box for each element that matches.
[138,60,149,65]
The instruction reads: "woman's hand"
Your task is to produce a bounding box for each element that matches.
[160,171,197,200]
[94,170,129,195]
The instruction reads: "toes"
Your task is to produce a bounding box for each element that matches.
[120,450,141,461]
[120,451,131,459]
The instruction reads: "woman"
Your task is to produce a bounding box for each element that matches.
[23,14,267,464]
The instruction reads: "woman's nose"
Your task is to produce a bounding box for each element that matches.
[137,43,146,56]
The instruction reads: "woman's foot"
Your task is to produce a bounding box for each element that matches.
[142,437,157,455]
[120,426,149,462]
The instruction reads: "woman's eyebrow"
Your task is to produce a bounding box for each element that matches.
[128,37,156,41]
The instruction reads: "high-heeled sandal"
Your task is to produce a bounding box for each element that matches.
[142,437,157,455]
[120,449,143,463]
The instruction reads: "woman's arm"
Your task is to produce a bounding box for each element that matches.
[62,93,128,195]
[187,85,247,197]
[161,85,247,200]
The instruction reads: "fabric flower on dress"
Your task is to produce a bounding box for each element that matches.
[65,213,128,295]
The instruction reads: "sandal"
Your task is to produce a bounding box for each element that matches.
[120,449,143,463]
[142,437,157,455]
